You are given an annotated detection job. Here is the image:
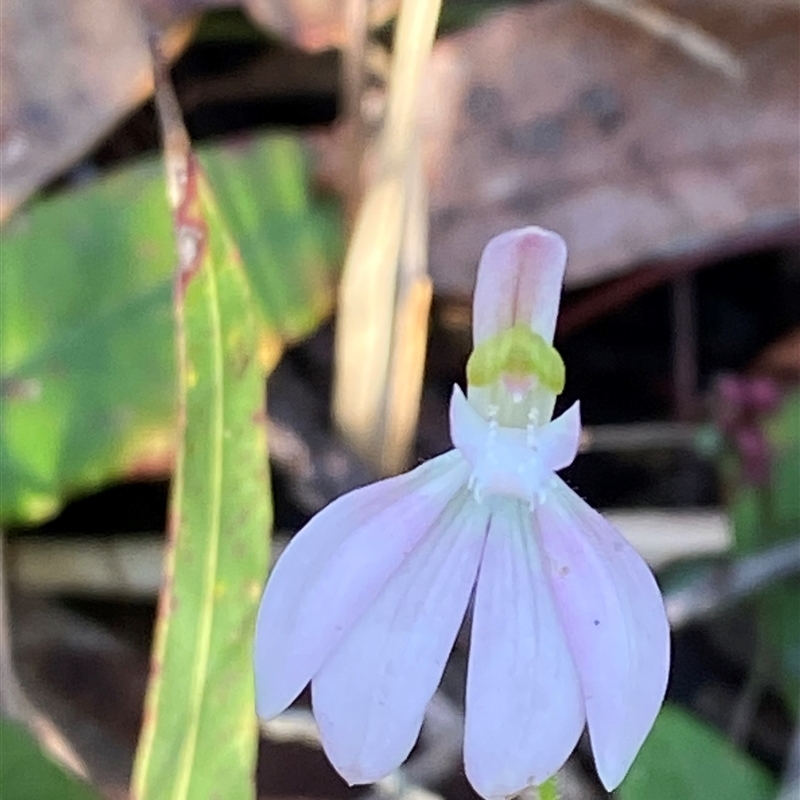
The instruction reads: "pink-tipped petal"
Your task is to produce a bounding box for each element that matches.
[536,401,582,472]
[537,479,670,790]
[464,502,585,799]
[254,451,469,720]
[312,495,489,785]
[472,227,567,347]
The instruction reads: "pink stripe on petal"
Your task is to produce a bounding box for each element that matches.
[464,501,585,799]
[312,495,489,785]
[254,451,469,720]
[536,479,670,791]
[472,227,567,347]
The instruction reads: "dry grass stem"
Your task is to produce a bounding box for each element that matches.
[586,0,746,81]
[333,0,442,475]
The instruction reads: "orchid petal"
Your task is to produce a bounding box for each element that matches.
[464,502,585,799]
[312,495,489,785]
[537,479,670,790]
[536,401,581,472]
[449,386,579,503]
[254,450,469,720]
[449,383,489,464]
[472,227,567,347]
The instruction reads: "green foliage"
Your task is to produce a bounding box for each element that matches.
[537,776,559,800]
[0,720,100,800]
[201,136,341,342]
[0,135,340,525]
[619,704,776,800]
[130,156,271,800]
[728,391,800,711]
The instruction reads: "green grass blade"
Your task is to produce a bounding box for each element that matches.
[130,152,270,800]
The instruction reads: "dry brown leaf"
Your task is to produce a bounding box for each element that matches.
[753,327,800,380]
[242,0,397,51]
[0,0,194,222]
[0,0,398,223]
[415,0,799,293]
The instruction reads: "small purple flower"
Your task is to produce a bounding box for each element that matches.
[713,373,782,486]
[255,228,670,798]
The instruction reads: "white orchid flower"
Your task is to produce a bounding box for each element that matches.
[254,227,670,799]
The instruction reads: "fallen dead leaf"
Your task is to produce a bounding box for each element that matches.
[0,0,194,222]
[420,0,799,293]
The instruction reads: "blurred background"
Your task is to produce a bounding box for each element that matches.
[0,1,798,799]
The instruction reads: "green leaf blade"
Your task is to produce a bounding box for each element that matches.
[728,390,800,711]
[0,720,101,800]
[131,156,271,800]
[619,704,775,800]
[0,135,340,525]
